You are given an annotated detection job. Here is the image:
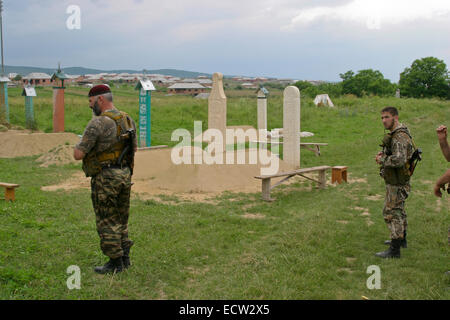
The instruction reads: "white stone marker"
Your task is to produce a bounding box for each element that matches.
[283,86,301,169]
[208,72,227,137]
[257,88,267,133]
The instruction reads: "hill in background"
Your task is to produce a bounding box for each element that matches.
[4,65,211,78]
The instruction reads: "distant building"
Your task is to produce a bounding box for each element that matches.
[168,83,207,95]
[22,73,52,86]
[198,79,212,87]
[241,82,257,89]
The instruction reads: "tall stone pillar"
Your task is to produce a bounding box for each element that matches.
[283,86,300,169]
[257,89,267,132]
[208,72,227,136]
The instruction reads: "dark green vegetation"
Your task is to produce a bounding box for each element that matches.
[1,86,449,299]
[400,57,450,100]
[293,56,449,100]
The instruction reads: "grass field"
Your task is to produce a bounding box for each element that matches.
[0,85,449,299]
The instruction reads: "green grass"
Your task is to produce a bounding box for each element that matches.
[0,86,449,299]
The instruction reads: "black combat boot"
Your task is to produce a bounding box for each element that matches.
[375,239,401,258]
[122,247,131,269]
[384,230,407,248]
[94,257,124,274]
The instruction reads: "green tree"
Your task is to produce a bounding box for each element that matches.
[294,80,314,91]
[13,74,22,81]
[399,57,449,99]
[339,69,395,97]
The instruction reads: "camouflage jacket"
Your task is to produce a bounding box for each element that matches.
[380,124,414,185]
[76,108,137,156]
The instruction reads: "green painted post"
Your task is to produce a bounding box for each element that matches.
[135,77,156,148]
[0,78,9,123]
[22,86,37,130]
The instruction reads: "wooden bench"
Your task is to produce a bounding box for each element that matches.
[0,182,20,201]
[255,166,331,201]
[251,141,328,156]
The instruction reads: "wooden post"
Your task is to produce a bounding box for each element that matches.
[262,178,272,201]
[318,169,326,189]
[5,186,15,201]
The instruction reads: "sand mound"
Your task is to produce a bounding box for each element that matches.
[36,144,78,167]
[0,130,80,158]
[132,147,294,194]
[42,146,300,198]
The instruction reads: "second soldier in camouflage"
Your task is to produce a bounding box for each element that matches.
[375,106,415,258]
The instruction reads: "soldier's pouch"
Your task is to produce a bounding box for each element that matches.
[398,187,409,201]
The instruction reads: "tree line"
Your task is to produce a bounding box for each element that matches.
[294,57,449,100]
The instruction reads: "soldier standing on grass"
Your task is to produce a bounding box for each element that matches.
[434,125,450,275]
[375,106,415,258]
[73,84,137,274]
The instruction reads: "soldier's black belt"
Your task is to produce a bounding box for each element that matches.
[101,163,129,170]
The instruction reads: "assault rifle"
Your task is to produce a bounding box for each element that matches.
[408,148,422,176]
[117,129,136,173]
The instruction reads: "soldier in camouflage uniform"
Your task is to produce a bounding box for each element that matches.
[74,84,137,274]
[434,125,450,275]
[375,106,415,258]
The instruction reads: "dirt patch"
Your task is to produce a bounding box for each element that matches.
[366,194,383,201]
[337,268,354,274]
[346,257,357,264]
[0,130,80,158]
[242,213,265,219]
[36,144,78,167]
[337,220,349,225]
[41,171,90,191]
[185,266,210,276]
[347,173,368,184]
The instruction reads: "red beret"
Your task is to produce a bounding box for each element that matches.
[88,84,111,97]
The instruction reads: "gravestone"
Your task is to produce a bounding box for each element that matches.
[283,86,301,168]
[257,87,268,133]
[208,72,227,136]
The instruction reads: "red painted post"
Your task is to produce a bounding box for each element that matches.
[52,86,65,132]
[51,64,69,133]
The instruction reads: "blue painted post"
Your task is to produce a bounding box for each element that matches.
[146,90,151,147]
[139,88,151,147]
[0,80,9,123]
[25,96,34,129]
[135,77,155,148]
[3,82,8,122]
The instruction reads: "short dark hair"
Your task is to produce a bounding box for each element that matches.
[381,106,398,116]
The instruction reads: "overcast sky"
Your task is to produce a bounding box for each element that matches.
[3,0,450,81]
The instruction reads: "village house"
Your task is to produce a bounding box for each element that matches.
[22,73,52,86]
[167,83,207,95]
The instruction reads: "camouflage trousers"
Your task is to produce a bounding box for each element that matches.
[91,166,133,259]
[383,184,410,240]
